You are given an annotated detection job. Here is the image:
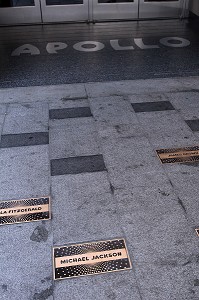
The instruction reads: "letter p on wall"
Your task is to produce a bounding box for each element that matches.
[46,42,68,54]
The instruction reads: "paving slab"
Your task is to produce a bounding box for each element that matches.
[127,92,168,103]
[54,271,142,300]
[0,145,50,200]
[120,208,197,264]
[100,136,167,189]
[166,91,199,120]
[134,262,199,300]
[51,172,124,245]
[0,83,87,104]
[89,96,143,140]
[89,96,138,126]
[49,117,101,159]
[49,98,89,110]
[85,77,199,98]
[0,104,6,138]
[136,110,197,149]
[3,102,49,134]
[162,163,199,225]
[0,221,53,300]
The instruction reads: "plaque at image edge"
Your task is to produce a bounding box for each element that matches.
[156,146,199,164]
[53,239,132,280]
[0,197,50,225]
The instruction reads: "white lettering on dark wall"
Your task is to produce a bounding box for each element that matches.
[11,37,191,56]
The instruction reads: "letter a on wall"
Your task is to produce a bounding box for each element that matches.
[11,44,40,56]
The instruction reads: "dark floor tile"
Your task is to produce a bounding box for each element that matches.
[185,119,199,132]
[0,132,49,148]
[51,155,106,176]
[132,101,175,113]
[49,107,92,119]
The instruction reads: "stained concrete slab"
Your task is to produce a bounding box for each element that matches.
[134,263,199,300]
[0,145,50,200]
[0,83,87,104]
[50,117,101,159]
[54,271,142,300]
[127,92,168,103]
[49,98,89,110]
[85,77,199,98]
[51,172,124,245]
[166,91,199,120]
[161,164,199,225]
[0,104,6,138]
[99,136,167,189]
[0,221,53,300]
[2,102,49,134]
[89,96,138,126]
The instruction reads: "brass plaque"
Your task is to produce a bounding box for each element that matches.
[0,196,50,225]
[53,238,132,280]
[195,229,199,237]
[156,146,199,164]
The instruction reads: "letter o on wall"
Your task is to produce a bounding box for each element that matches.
[159,37,190,48]
[73,41,105,52]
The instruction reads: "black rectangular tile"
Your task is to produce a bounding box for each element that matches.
[51,155,106,176]
[53,238,132,280]
[0,196,51,225]
[49,107,92,119]
[185,119,199,132]
[0,132,49,148]
[132,101,175,113]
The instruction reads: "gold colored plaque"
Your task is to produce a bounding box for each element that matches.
[0,196,51,225]
[53,238,132,280]
[156,146,199,164]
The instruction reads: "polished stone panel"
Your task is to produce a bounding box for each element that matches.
[51,154,106,176]
[185,119,199,132]
[0,132,49,148]
[49,107,92,119]
[132,101,175,113]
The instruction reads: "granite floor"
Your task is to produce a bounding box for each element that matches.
[0,76,199,299]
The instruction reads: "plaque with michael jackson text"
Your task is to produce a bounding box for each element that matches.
[53,238,132,280]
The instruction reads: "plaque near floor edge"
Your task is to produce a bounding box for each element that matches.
[156,146,199,164]
[0,196,51,225]
[53,238,132,280]
[195,229,199,237]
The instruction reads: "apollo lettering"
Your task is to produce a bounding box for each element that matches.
[11,37,190,56]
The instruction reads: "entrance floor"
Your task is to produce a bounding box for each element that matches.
[0,76,199,299]
[0,19,198,88]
